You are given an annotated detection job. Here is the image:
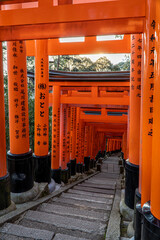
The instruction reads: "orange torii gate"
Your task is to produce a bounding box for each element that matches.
[48,82,129,180]
[0,0,160,239]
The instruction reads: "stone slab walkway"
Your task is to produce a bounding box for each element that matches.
[0,154,122,240]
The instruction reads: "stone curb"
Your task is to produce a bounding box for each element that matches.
[105,188,121,240]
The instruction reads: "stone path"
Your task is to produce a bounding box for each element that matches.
[0,154,122,240]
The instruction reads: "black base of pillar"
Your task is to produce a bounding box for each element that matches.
[84,156,90,171]
[0,173,11,210]
[7,150,34,193]
[61,168,68,184]
[67,162,71,179]
[135,188,141,204]
[121,151,124,159]
[119,159,123,165]
[51,168,61,184]
[125,160,139,209]
[135,201,143,240]
[76,163,83,173]
[33,153,51,183]
[90,159,94,169]
[102,151,106,158]
[98,157,103,164]
[97,163,101,172]
[95,151,102,161]
[134,188,142,229]
[123,158,126,168]
[142,202,160,240]
[70,159,76,176]
[93,160,96,168]
[82,164,85,173]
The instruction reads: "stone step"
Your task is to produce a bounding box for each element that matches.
[54,233,89,240]
[51,196,112,211]
[0,223,54,240]
[94,173,119,179]
[61,192,113,204]
[68,189,114,199]
[79,182,115,190]
[0,233,26,240]
[20,210,106,240]
[73,185,115,195]
[86,179,116,185]
[39,203,109,222]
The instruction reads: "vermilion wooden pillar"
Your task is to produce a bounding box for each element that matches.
[0,42,11,210]
[51,86,61,183]
[33,39,51,183]
[80,121,85,163]
[7,40,34,195]
[60,104,69,182]
[90,126,95,159]
[66,106,71,163]
[125,34,142,209]
[142,1,160,239]
[84,125,89,157]
[70,107,76,160]
[78,119,82,163]
[151,0,160,221]
[60,104,67,170]
[141,0,155,209]
[75,107,80,161]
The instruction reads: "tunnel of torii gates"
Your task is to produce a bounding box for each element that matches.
[0,0,160,239]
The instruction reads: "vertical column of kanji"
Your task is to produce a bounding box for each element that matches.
[78,119,82,163]
[80,121,85,163]
[90,126,94,159]
[141,1,160,239]
[93,130,97,157]
[69,107,77,175]
[84,125,89,157]
[84,125,90,171]
[0,42,11,210]
[7,41,34,198]
[66,106,71,177]
[151,0,160,222]
[87,126,91,157]
[33,39,51,184]
[73,107,77,160]
[140,0,155,210]
[60,104,68,183]
[66,106,71,163]
[75,107,80,162]
[60,104,67,170]
[125,34,142,210]
[51,86,61,183]
[70,107,75,160]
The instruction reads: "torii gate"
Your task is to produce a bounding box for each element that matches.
[0,0,159,239]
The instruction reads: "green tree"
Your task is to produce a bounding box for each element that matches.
[113,55,130,71]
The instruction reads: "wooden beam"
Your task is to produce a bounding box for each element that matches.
[26,35,131,56]
[0,1,145,27]
[60,95,129,106]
